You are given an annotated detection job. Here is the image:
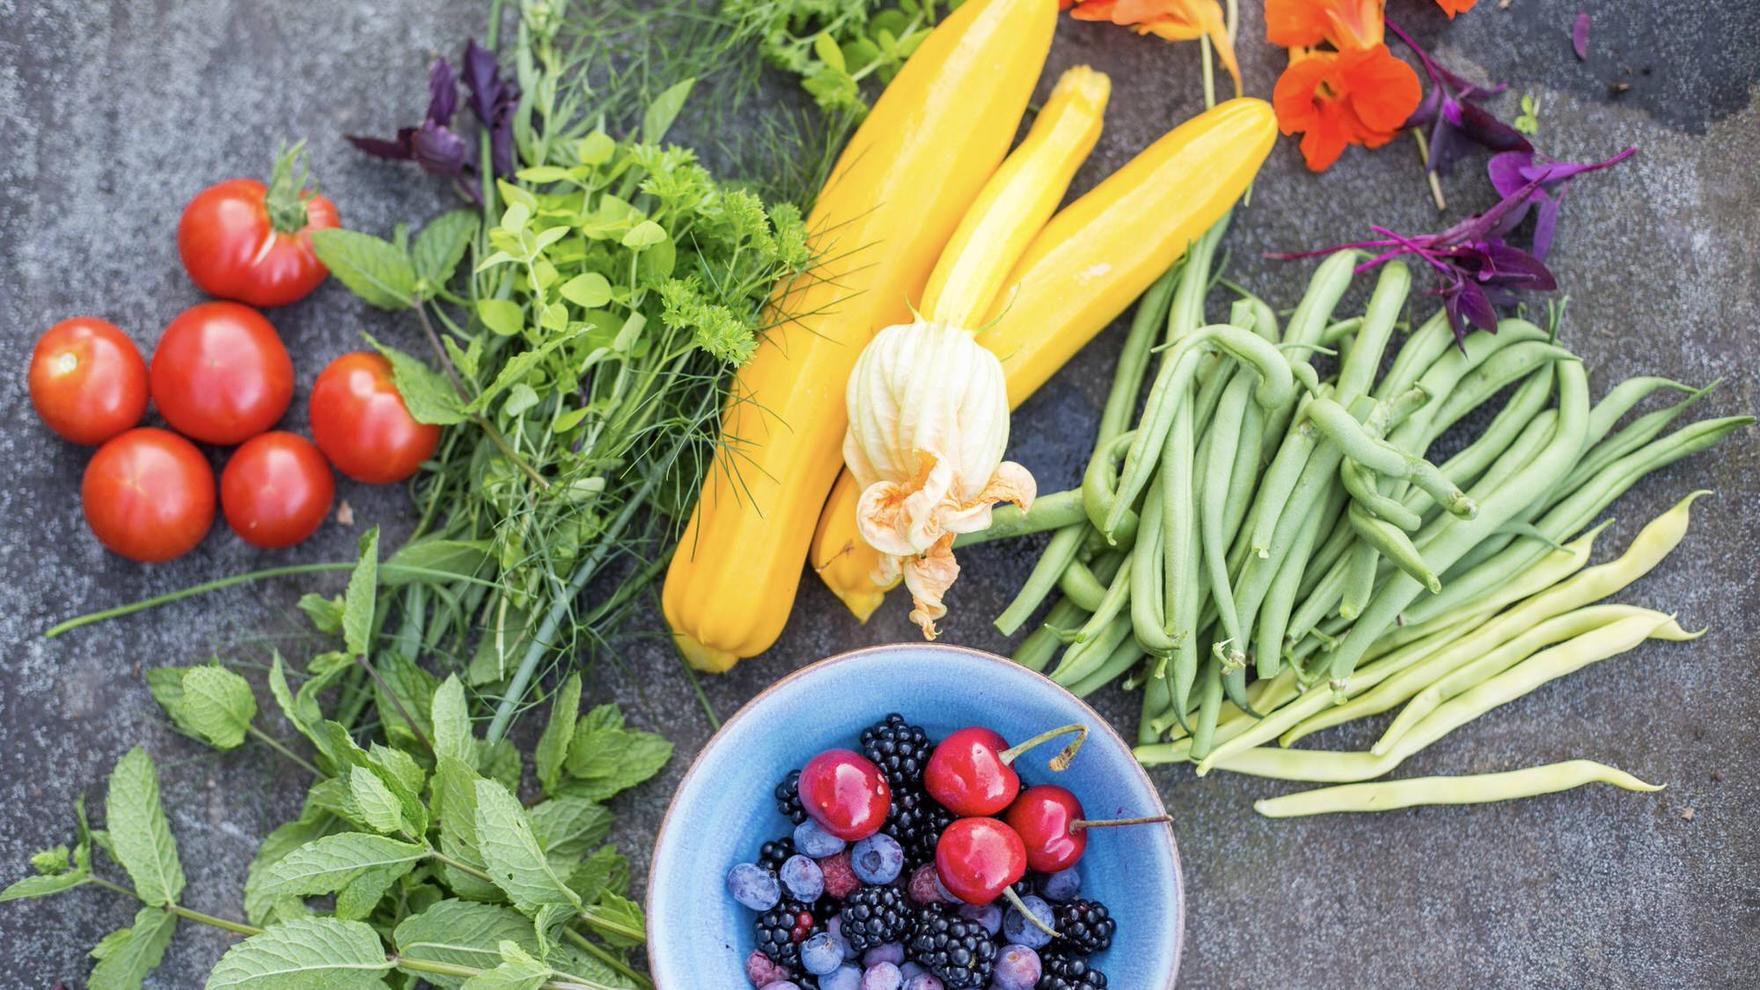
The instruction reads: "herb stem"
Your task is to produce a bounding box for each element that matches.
[563,927,653,989]
[1413,129,1448,212]
[576,904,647,944]
[88,876,264,936]
[245,724,323,777]
[355,654,435,754]
[412,301,550,491]
[429,850,496,884]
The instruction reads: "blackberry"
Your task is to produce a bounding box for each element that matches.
[776,769,807,823]
[908,905,997,989]
[839,885,914,952]
[758,837,796,873]
[1051,899,1115,956]
[890,786,956,865]
[754,899,814,967]
[861,713,934,789]
[1036,951,1107,989]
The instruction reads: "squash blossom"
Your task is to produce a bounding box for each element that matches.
[843,320,1035,638]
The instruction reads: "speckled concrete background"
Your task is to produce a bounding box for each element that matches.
[1,1,1755,987]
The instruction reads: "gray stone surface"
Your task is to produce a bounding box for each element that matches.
[1,1,1756,987]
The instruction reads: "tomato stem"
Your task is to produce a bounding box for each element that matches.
[265,140,316,235]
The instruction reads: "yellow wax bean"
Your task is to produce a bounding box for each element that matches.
[1253,760,1664,818]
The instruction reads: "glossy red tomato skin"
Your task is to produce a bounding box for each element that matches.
[1005,785,1087,874]
[27,317,150,445]
[797,749,893,842]
[150,302,294,445]
[934,817,1028,906]
[221,432,335,549]
[925,727,1019,817]
[309,352,441,484]
[82,428,216,562]
[178,178,339,308]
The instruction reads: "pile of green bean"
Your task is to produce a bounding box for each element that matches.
[987,213,1751,776]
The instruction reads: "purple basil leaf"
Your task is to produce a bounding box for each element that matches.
[462,39,502,127]
[1572,12,1591,60]
[1477,241,1557,290]
[1530,191,1565,260]
[1452,279,1500,334]
[346,132,415,161]
[411,121,475,177]
[1487,150,1534,197]
[1448,99,1533,155]
[427,58,459,126]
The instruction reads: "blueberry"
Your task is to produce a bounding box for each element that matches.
[956,902,1002,936]
[726,863,782,911]
[820,964,863,990]
[827,916,855,960]
[992,944,1041,990]
[1040,867,1081,902]
[901,974,944,990]
[801,931,845,975]
[850,833,905,885]
[900,962,927,979]
[780,854,825,901]
[795,818,848,858]
[863,943,905,967]
[932,872,959,904]
[860,961,904,990]
[1002,894,1055,949]
[758,983,802,990]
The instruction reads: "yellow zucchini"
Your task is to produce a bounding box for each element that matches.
[663,0,1059,672]
[811,98,1279,620]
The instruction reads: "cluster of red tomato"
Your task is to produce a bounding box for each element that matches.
[26,159,438,562]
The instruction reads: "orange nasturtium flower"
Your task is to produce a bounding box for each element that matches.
[1264,0,1386,50]
[1272,44,1421,171]
[1063,0,1242,93]
[1435,0,1478,17]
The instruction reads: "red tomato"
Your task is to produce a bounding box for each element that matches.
[177,146,340,307]
[309,352,440,484]
[82,428,216,562]
[221,432,335,548]
[151,302,294,445]
[27,317,149,445]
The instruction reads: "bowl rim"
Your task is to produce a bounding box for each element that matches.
[645,641,1185,988]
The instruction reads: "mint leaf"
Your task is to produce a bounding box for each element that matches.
[205,917,392,990]
[412,209,480,292]
[565,845,628,906]
[297,594,345,634]
[532,672,580,796]
[172,665,258,750]
[370,652,436,752]
[0,870,90,902]
[642,78,695,142]
[393,900,540,988]
[311,228,417,311]
[528,796,612,862]
[244,800,334,926]
[472,779,580,915]
[259,833,427,899]
[561,725,673,802]
[460,941,548,990]
[585,891,646,949]
[343,528,380,658]
[364,335,468,426]
[431,675,475,766]
[385,539,491,585]
[105,748,185,907]
[431,758,500,902]
[332,863,406,921]
[88,905,176,990]
[348,767,409,836]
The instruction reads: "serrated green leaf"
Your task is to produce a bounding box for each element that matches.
[311,228,417,311]
[349,768,409,836]
[169,665,258,750]
[88,906,176,990]
[205,917,392,990]
[385,539,492,585]
[145,667,187,720]
[431,758,501,902]
[332,862,405,921]
[343,528,380,658]
[533,673,580,797]
[364,336,468,427]
[365,744,429,835]
[557,273,612,309]
[0,870,90,902]
[370,652,437,753]
[528,797,612,862]
[642,78,696,143]
[584,892,646,949]
[477,738,523,794]
[259,833,428,899]
[561,726,672,802]
[460,941,549,990]
[464,330,583,414]
[412,209,480,291]
[565,846,628,905]
[296,594,344,634]
[431,676,474,766]
[244,800,334,926]
[393,901,540,989]
[105,748,184,907]
[472,779,580,915]
[578,704,624,733]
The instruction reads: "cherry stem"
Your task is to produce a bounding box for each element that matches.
[1000,886,1061,939]
[999,723,1089,773]
[1071,814,1172,832]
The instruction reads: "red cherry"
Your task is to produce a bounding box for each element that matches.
[1005,784,1172,874]
[797,749,891,841]
[925,724,1090,817]
[934,817,1027,906]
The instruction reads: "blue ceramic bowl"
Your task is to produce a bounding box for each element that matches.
[647,643,1183,988]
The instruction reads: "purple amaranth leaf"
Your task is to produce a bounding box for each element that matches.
[1573,12,1591,60]
[346,129,417,161]
[1487,146,1637,258]
[410,122,476,177]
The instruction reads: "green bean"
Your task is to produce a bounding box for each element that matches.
[1347,502,1441,592]
[1406,367,1556,508]
[1070,635,1145,698]
[995,524,1086,636]
[1013,598,1087,672]
[1341,457,1421,530]
[1335,262,1411,400]
[1232,295,1281,343]
[1375,604,1701,754]
[1552,382,1715,499]
[1167,219,1229,342]
[1306,397,1474,518]
[1423,342,1577,446]
[1339,540,1377,620]
[1324,361,1590,688]
[1200,373,1253,656]
[1073,546,1134,645]
[1373,309,1452,403]
[1130,478,1175,655]
[956,489,1086,547]
[1223,392,1266,546]
[1321,316,1363,345]
[1192,354,1237,438]
[1255,502,1328,678]
[1243,400,1319,558]
[1581,375,1701,452]
[1083,431,1141,540]
[1252,760,1664,818]
[1052,608,1135,688]
[1056,559,1109,611]
[1215,612,1674,783]
[1189,653,1226,760]
[1282,250,1362,349]
[1097,267,1180,444]
[1164,402,1206,713]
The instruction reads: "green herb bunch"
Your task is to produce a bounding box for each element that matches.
[5,531,671,990]
[724,0,957,118]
